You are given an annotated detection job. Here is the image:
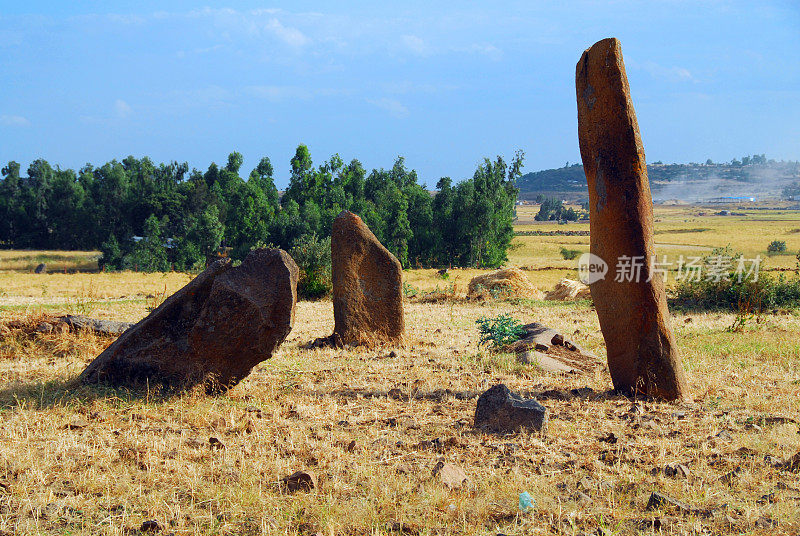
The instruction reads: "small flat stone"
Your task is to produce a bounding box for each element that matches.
[140,520,162,533]
[714,430,733,442]
[432,462,467,489]
[646,492,691,514]
[282,470,317,492]
[664,463,690,479]
[66,416,89,430]
[573,491,592,505]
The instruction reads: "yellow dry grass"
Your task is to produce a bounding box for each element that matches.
[0,205,799,534]
[1,299,799,535]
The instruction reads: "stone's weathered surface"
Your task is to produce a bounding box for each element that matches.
[34,263,46,274]
[467,267,542,300]
[331,210,404,345]
[474,384,547,433]
[62,315,134,336]
[508,322,599,373]
[79,249,298,392]
[576,38,689,400]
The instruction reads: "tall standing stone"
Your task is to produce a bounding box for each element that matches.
[575,38,689,401]
[79,248,298,392]
[331,210,404,345]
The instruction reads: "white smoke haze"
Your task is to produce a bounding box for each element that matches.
[651,163,800,203]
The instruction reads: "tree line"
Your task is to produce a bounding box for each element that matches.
[0,146,522,278]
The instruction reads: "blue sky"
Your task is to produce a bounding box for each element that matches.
[1,1,798,188]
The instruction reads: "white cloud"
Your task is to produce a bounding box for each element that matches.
[0,115,30,126]
[383,81,459,94]
[106,14,145,25]
[265,18,309,47]
[640,61,695,82]
[245,85,312,101]
[244,85,350,101]
[250,8,283,16]
[457,43,502,60]
[114,99,133,118]
[400,34,501,60]
[401,34,431,56]
[367,98,409,118]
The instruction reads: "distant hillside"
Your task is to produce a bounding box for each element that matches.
[517,157,800,203]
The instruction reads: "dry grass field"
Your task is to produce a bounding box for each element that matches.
[1,205,799,535]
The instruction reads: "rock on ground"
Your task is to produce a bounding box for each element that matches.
[468,267,542,300]
[330,210,404,345]
[79,248,298,392]
[34,263,46,274]
[432,461,468,489]
[282,470,317,492]
[474,383,548,433]
[576,37,689,401]
[507,322,599,373]
[61,315,134,336]
[544,278,591,301]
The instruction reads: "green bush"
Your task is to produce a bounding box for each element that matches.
[476,314,527,349]
[290,233,332,300]
[402,282,420,298]
[560,247,581,260]
[767,240,787,254]
[671,247,800,310]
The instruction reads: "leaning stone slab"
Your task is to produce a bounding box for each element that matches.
[330,210,404,345]
[79,249,298,392]
[474,384,547,433]
[576,37,689,400]
[507,322,600,373]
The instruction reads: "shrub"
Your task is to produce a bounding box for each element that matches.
[671,247,800,311]
[99,233,123,270]
[560,247,581,260]
[476,314,527,349]
[290,233,332,300]
[767,240,787,254]
[402,282,420,298]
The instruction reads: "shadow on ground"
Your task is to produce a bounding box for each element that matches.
[0,376,178,410]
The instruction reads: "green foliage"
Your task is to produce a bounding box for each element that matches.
[123,214,170,272]
[290,233,332,300]
[767,240,787,254]
[560,247,581,260]
[535,196,578,221]
[476,314,527,349]
[0,146,523,280]
[402,282,420,298]
[99,233,123,270]
[672,246,800,310]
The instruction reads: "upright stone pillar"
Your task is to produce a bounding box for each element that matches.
[331,210,404,345]
[576,37,689,401]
